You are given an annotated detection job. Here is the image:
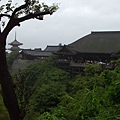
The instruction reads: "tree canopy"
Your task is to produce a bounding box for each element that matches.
[0,1,58,120]
[0,0,58,35]
[13,58,120,120]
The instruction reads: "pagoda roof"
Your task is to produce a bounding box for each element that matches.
[69,31,120,54]
[9,40,23,46]
[9,46,21,51]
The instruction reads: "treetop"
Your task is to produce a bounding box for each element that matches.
[0,0,59,35]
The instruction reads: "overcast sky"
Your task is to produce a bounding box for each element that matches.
[1,0,120,50]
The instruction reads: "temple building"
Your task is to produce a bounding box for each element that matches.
[8,32,23,51]
[53,31,120,75]
[55,31,120,62]
[18,44,62,60]
[69,31,120,61]
[17,31,120,64]
[11,31,120,74]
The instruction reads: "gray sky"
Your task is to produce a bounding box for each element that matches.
[2,0,120,50]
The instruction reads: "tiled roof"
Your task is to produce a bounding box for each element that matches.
[21,49,52,57]
[55,45,77,55]
[44,45,62,52]
[70,31,120,53]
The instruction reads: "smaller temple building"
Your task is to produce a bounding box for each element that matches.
[18,44,62,60]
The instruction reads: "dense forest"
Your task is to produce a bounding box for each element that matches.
[0,54,120,120]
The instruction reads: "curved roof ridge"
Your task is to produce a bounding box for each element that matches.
[9,39,23,46]
[91,31,120,34]
[70,31,120,53]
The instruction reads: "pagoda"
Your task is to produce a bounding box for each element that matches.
[8,32,23,51]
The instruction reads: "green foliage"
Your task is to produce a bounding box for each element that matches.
[6,51,19,69]
[0,0,59,19]
[0,0,14,14]
[33,81,66,114]
[108,81,120,104]
[47,64,120,120]
[84,64,100,76]
[0,94,10,120]
[37,112,58,120]
[15,62,46,117]
[0,1,59,119]
[14,57,70,119]
[70,74,105,94]
[100,70,118,86]
[12,59,120,120]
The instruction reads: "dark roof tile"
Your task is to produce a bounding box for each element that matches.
[44,45,62,52]
[21,49,52,57]
[9,40,23,46]
[70,31,120,53]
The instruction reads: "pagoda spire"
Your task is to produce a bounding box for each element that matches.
[15,31,17,40]
[8,32,23,51]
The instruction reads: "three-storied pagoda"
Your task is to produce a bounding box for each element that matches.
[8,32,23,51]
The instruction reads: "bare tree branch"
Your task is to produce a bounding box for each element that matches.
[2,10,51,37]
[0,14,11,19]
[12,1,29,16]
[18,11,51,23]
[2,17,19,37]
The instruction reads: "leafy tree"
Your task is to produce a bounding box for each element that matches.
[36,112,58,120]
[13,61,120,119]
[0,0,58,120]
[6,51,19,69]
[14,61,49,118]
[33,81,66,114]
[84,64,100,76]
[14,57,70,119]
[46,64,120,120]
[0,93,10,120]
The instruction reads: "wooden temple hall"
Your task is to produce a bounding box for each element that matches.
[9,31,120,75]
[54,31,120,74]
[56,31,120,62]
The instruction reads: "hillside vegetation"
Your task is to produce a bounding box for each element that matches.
[0,55,120,119]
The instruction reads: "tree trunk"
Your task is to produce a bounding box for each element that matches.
[0,35,21,120]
